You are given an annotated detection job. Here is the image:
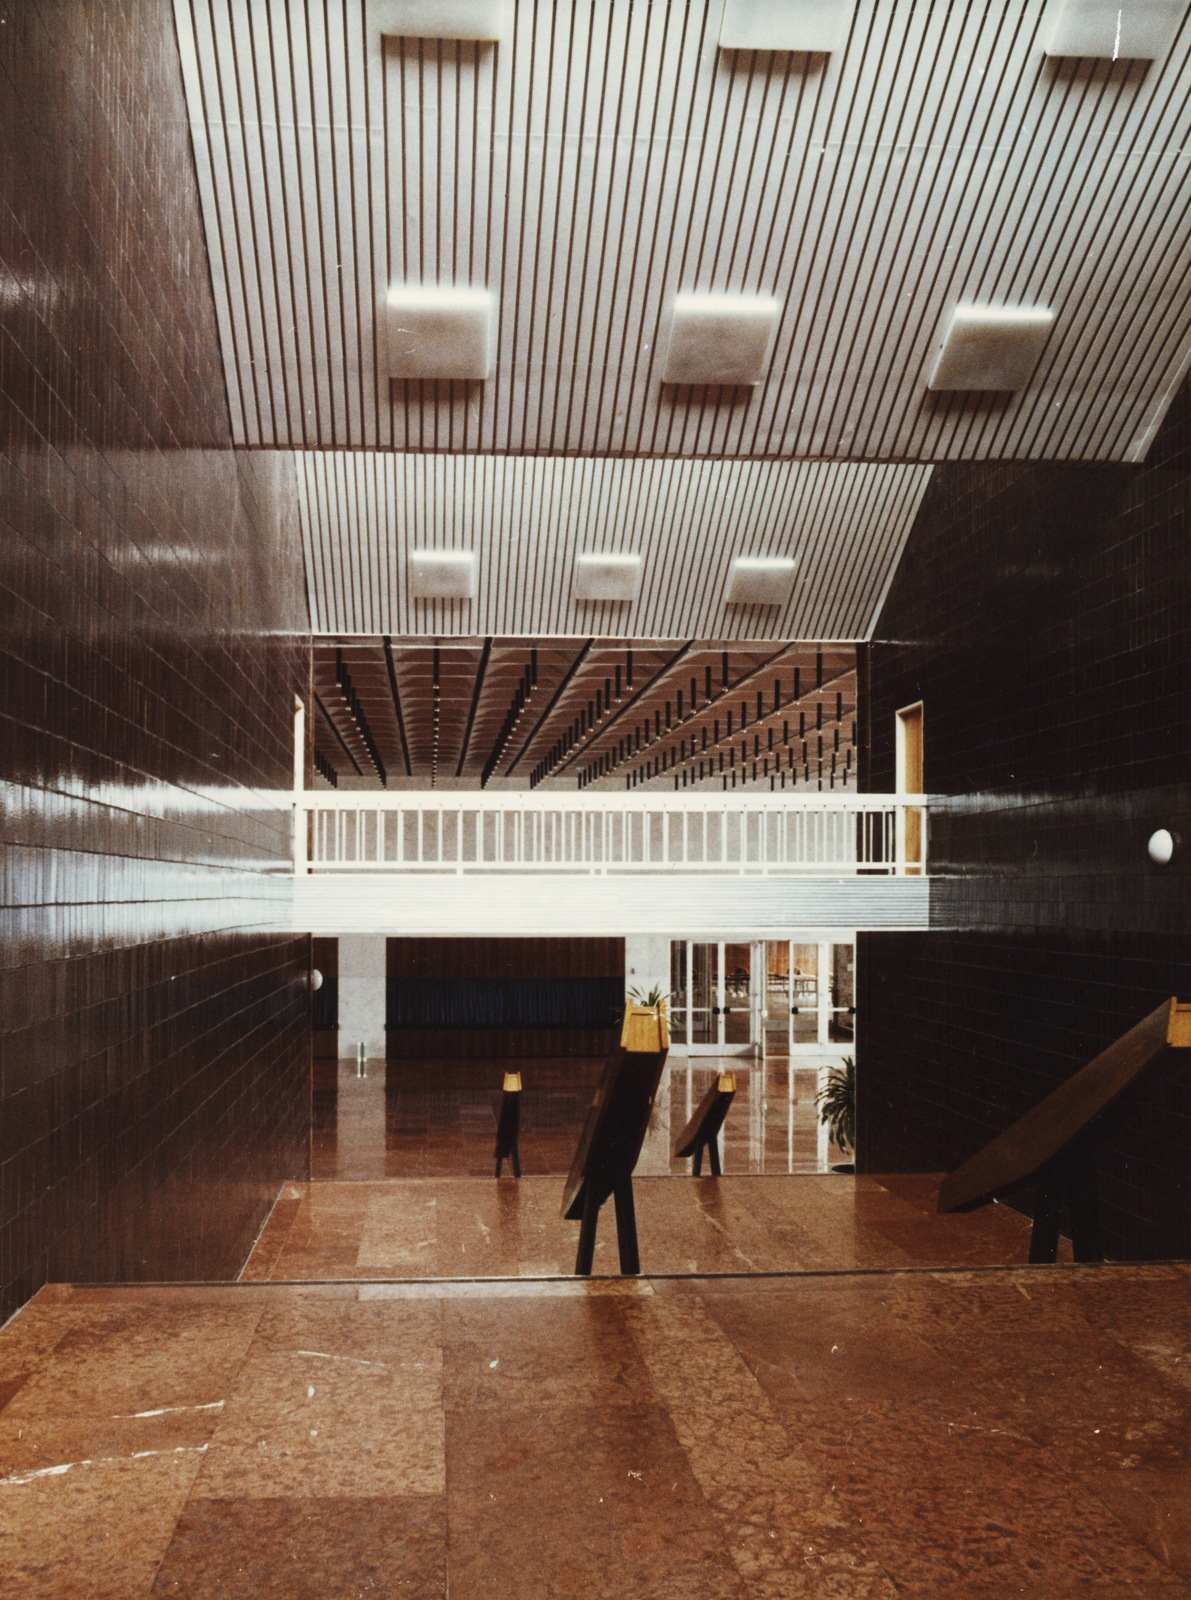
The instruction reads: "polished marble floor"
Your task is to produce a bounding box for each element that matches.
[4,1054,1178,1597]
[294,1054,1037,1279]
[243,1172,1039,1281]
[1,1267,1188,1597]
[315,1055,844,1181]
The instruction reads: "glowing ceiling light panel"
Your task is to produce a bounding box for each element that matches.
[662,294,780,386]
[410,550,478,598]
[374,0,507,41]
[928,305,1055,392]
[725,556,798,606]
[718,0,852,53]
[572,553,644,603]
[1045,0,1188,59]
[384,286,495,382]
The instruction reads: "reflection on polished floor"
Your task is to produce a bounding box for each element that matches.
[288,1057,1041,1280]
[1,1059,1175,1597]
[6,1054,1160,1600]
[314,1056,842,1181]
[243,1172,1038,1281]
[2,1268,1188,1597]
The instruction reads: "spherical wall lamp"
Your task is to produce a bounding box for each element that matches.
[1147,829,1177,866]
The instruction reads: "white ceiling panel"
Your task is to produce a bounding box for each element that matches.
[175,0,1191,461]
[296,452,932,637]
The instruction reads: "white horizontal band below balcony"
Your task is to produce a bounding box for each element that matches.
[290,873,930,938]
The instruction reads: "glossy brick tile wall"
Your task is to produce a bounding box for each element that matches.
[858,385,1191,1260]
[0,0,311,1322]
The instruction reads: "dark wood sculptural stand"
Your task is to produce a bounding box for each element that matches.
[562,1005,669,1277]
[938,997,1190,1262]
[494,1071,522,1178]
[673,1072,736,1176]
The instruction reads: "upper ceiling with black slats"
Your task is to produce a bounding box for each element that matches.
[313,636,858,791]
[176,0,1191,462]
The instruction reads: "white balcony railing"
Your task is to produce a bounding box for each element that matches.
[294,792,927,877]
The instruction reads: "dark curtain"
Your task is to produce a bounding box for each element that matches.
[387,977,623,1029]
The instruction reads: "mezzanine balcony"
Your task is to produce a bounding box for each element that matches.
[291,792,929,937]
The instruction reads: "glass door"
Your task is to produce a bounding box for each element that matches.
[669,941,756,1055]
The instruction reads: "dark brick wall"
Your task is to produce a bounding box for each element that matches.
[859,385,1191,1260]
[0,0,310,1321]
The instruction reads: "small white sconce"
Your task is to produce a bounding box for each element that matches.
[1147,828,1177,865]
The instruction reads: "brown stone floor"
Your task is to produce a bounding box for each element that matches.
[3,1056,1183,1596]
[0,1268,1188,1597]
[317,1056,842,1180]
[289,1055,1038,1280]
[242,1173,1039,1280]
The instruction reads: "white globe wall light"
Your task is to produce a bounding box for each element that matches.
[1147,829,1177,865]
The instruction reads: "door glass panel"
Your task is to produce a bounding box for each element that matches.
[669,941,688,1047]
[690,943,719,1045]
[791,943,819,1043]
[764,940,789,1053]
[829,942,855,1043]
[723,943,751,1045]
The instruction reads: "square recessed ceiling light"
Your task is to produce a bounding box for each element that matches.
[662,294,780,386]
[384,286,495,381]
[927,305,1054,392]
[572,552,643,603]
[410,550,477,599]
[719,0,852,53]
[1045,0,1187,59]
[375,0,507,41]
[725,556,798,607]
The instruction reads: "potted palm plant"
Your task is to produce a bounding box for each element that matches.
[816,1056,855,1172]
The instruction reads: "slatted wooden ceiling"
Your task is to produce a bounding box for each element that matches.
[313,637,858,790]
[297,452,930,638]
[177,0,1191,462]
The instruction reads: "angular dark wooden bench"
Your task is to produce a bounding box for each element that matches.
[938,998,1191,1262]
[674,1072,737,1176]
[494,1071,522,1178]
[563,1004,669,1276]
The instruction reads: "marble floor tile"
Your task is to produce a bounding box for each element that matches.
[622,1290,897,1599]
[444,1402,750,1600]
[695,1273,1191,1594]
[1082,1465,1191,1578]
[442,1293,748,1600]
[149,1493,446,1598]
[239,1188,303,1282]
[443,1294,657,1413]
[0,1449,204,1600]
[191,1343,445,1500]
[2,1240,1185,1598]
[315,1057,856,1182]
[0,1304,261,1423]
